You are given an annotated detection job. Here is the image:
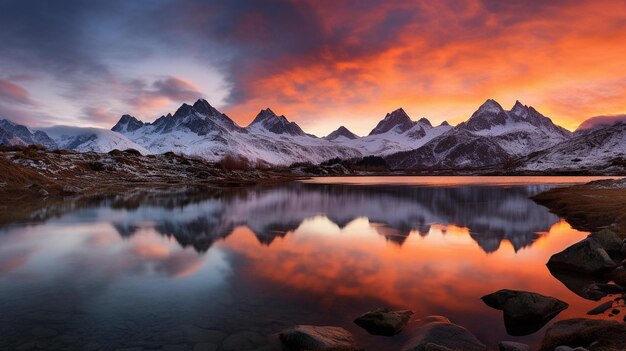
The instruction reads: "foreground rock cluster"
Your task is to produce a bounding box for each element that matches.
[275,226,626,351]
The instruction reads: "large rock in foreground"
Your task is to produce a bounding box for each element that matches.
[539,318,626,351]
[588,230,623,256]
[354,308,413,336]
[279,325,359,351]
[547,238,616,275]
[401,316,486,351]
[481,289,568,336]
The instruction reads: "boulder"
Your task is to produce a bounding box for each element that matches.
[554,347,589,351]
[481,289,568,336]
[547,238,616,275]
[61,185,82,195]
[588,230,623,256]
[586,300,613,315]
[547,270,607,301]
[353,308,413,336]
[498,341,531,351]
[539,318,626,351]
[595,283,623,294]
[279,325,359,351]
[401,316,486,351]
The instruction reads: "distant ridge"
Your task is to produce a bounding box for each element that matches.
[4,98,626,172]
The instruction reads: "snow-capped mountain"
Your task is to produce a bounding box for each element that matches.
[456,100,570,156]
[324,126,359,141]
[329,108,453,156]
[383,99,577,170]
[41,126,149,154]
[385,128,510,169]
[0,119,57,149]
[247,108,306,136]
[7,96,626,172]
[112,99,361,165]
[515,122,626,171]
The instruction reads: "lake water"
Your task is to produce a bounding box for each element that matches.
[0,176,618,351]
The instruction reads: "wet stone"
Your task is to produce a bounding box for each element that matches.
[586,300,613,315]
[498,341,531,351]
[481,289,569,336]
[279,325,359,351]
[354,308,413,336]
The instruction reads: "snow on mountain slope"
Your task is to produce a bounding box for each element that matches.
[114,99,362,165]
[0,126,25,146]
[385,128,510,169]
[516,122,626,171]
[41,126,149,154]
[0,119,57,148]
[324,126,358,141]
[576,114,626,132]
[457,100,571,156]
[331,108,452,156]
[247,108,306,136]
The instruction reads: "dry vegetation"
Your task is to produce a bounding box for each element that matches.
[532,182,626,237]
[0,147,301,202]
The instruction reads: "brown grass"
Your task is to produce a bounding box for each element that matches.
[217,155,252,171]
[532,186,626,237]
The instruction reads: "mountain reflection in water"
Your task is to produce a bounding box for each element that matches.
[108,182,561,253]
[0,178,613,350]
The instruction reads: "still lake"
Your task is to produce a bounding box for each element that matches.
[0,176,618,351]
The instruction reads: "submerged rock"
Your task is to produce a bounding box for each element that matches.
[547,238,616,275]
[586,300,613,315]
[588,230,623,256]
[353,308,413,336]
[539,318,626,351]
[481,289,568,336]
[279,325,359,351]
[498,341,531,351]
[547,270,607,301]
[401,316,486,351]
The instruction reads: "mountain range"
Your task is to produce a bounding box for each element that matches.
[1,98,625,172]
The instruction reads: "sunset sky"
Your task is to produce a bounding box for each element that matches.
[1,0,625,136]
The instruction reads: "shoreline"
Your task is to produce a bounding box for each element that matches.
[532,178,626,237]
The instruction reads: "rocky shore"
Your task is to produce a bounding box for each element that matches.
[0,146,306,202]
[270,178,626,351]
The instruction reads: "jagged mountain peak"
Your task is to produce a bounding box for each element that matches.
[440,121,450,126]
[249,108,305,136]
[192,98,220,116]
[417,117,432,128]
[112,114,144,133]
[0,119,57,149]
[325,126,358,141]
[251,108,280,124]
[475,99,505,114]
[369,108,415,135]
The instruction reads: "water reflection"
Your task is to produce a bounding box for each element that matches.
[93,182,564,253]
[0,178,613,350]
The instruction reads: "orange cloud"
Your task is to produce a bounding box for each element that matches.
[221,0,626,135]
